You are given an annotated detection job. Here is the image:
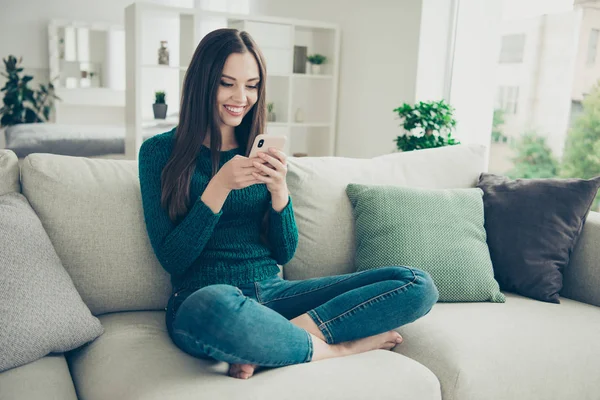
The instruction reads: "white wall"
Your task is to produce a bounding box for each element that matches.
[0,0,132,73]
[251,0,423,158]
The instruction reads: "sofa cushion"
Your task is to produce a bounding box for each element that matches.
[562,211,600,307]
[0,354,78,400]
[285,144,487,280]
[66,311,441,400]
[394,293,600,400]
[0,193,104,372]
[20,153,171,315]
[347,184,504,303]
[477,173,600,303]
[0,149,20,195]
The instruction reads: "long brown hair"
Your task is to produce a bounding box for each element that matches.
[160,29,267,223]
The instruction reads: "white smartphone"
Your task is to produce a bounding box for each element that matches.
[249,134,287,158]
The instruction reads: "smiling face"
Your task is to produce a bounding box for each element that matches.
[216,52,261,133]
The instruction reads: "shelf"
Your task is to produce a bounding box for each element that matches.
[291,123,331,128]
[141,64,187,71]
[142,115,179,128]
[292,73,333,79]
[126,3,339,159]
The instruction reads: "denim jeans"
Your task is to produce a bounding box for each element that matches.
[166,266,439,368]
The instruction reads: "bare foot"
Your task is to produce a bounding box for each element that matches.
[340,330,403,356]
[228,363,259,380]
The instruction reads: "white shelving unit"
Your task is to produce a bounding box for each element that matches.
[125,2,341,159]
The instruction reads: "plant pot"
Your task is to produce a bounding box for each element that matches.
[153,103,168,119]
[267,111,276,122]
[310,64,322,75]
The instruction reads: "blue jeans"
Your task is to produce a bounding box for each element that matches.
[166,266,439,367]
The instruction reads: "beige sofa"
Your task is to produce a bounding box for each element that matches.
[0,144,598,400]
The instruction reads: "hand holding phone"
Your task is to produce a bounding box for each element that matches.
[249,134,287,158]
[249,135,289,198]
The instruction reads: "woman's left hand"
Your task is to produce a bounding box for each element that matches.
[252,148,289,208]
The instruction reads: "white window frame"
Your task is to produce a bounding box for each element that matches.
[496,86,519,114]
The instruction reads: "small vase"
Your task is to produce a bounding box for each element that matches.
[295,108,304,123]
[267,111,277,122]
[158,41,170,66]
[310,64,321,75]
[153,103,168,119]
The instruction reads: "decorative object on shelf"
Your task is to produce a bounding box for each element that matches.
[293,46,308,74]
[81,70,88,79]
[267,102,276,122]
[307,54,327,75]
[158,41,170,66]
[58,38,65,60]
[293,152,308,157]
[153,91,167,119]
[295,108,304,123]
[393,99,459,152]
[0,55,60,127]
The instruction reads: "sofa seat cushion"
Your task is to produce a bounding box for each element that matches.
[0,354,78,400]
[394,293,600,400]
[66,311,441,400]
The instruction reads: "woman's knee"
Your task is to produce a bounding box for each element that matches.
[173,284,244,334]
[387,266,439,312]
[410,268,439,313]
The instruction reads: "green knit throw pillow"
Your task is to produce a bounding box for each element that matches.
[346,184,505,303]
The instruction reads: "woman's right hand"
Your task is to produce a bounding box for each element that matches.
[215,155,264,190]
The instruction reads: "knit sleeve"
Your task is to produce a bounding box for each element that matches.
[267,196,299,265]
[138,137,222,277]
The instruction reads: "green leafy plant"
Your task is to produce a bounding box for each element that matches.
[561,82,600,210]
[0,55,59,127]
[154,91,166,104]
[507,131,559,179]
[393,100,459,152]
[267,102,274,113]
[307,54,327,65]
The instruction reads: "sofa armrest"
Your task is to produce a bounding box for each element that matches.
[561,211,600,307]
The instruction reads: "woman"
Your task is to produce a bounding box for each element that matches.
[138,28,439,380]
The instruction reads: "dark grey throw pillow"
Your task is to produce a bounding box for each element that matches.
[0,193,104,372]
[477,173,600,303]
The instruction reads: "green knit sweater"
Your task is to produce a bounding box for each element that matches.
[138,129,298,292]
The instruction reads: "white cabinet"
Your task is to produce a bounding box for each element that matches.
[125,3,341,159]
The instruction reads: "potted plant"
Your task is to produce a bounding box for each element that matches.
[153,91,167,119]
[0,55,60,127]
[393,100,460,152]
[307,54,327,75]
[267,102,276,122]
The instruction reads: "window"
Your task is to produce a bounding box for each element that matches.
[499,34,526,63]
[496,86,520,114]
[587,29,599,65]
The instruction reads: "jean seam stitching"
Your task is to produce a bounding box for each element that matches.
[308,309,334,344]
[254,281,262,304]
[305,330,314,363]
[320,269,418,327]
[260,270,372,305]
